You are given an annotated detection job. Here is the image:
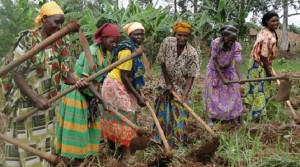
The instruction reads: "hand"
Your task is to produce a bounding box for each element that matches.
[95,98,103,104]
[222,78,229,85]
[137,96,146,107]
[165,84,173,91]
[181,94,187,103]
[75,78,89,89]
[34,98,51,110]
[266,72,275,77]
[239,78,245,84]
[266,69,275,77]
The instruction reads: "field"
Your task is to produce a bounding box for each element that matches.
[1,49,300,167]
[79,54,300,167]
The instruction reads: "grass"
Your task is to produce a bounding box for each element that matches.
[273,58,300,71]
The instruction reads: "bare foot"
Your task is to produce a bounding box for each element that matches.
[122,146,131,161]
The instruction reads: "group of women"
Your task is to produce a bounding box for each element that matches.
[204,11,280,124]
[0,1,281,166]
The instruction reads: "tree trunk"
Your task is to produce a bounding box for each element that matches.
[174,0,177,13]
[116,0,118,7]
[194,0,197,13]
[281,0,289,51]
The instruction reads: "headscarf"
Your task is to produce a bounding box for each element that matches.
[173,21,192,34]
[94,23,121,44]
[220,25,239,37]
[123,22,145,35]
[34,1,64,28]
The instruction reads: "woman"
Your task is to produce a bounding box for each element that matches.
[203,25,243,125]
[55,23,120,162]
[244,11,279,120]
[3,2,78,166]
[100,22,146,159]
[152,21,200,148]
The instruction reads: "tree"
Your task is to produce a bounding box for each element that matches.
[0,0,36,58]
[136,0,153,8]
[177,0,187,13]
[281,0,289,50]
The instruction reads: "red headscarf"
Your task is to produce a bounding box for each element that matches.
[94,23,120,44]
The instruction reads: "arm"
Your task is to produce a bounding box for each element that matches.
[182,77,194,102]
[142,53,151,79]
[63,71,77,85]
[213,58,228,84]
[261,56,274,77]
[87,83,103,103]
[161,63,173,90]
[74,77,102,103]
[12,73,50,110]
[121,70,145,107]
[234,62,243,80]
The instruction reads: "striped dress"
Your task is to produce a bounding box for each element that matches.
[55,44,112,158]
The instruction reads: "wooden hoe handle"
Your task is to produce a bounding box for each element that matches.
[0,21,80,77]
[16,48,144,122]
[105,104,147,135]
[141,92,172,156]
[227,75,288,84]
[0,133,59,165]
[171,90,219,139]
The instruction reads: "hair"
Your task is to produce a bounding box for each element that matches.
[261,11,279,27]
[261,11,279,46]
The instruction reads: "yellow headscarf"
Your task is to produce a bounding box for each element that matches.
[173,21,192,34]
[34,1,64,28]
[123,22,145,35]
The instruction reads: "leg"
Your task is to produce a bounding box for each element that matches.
[121,146,131,160]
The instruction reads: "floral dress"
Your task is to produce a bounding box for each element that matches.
[203,37,243,120]
[153,37,200,148]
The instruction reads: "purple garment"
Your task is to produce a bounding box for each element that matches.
[203,37,243,120]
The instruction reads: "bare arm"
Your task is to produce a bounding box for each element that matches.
[261,56,274,77]
[142,53,151,79]
[87,83,103,103]
[161,63,173,89]
[213,58,228,84]
[12,73,50,110]
[121,70,145,107]
[234,62,243,80]
[182,77,194,102]
[63,72,77,85]
[74,78,103,103]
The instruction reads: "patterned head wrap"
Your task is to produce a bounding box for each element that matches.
[94,23,121,44]
[34,1,64,28]
[123,22,145,35]
[220,25,239,37]
[173,21,192,34]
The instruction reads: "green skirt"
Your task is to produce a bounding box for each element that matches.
[55,84,100,159]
